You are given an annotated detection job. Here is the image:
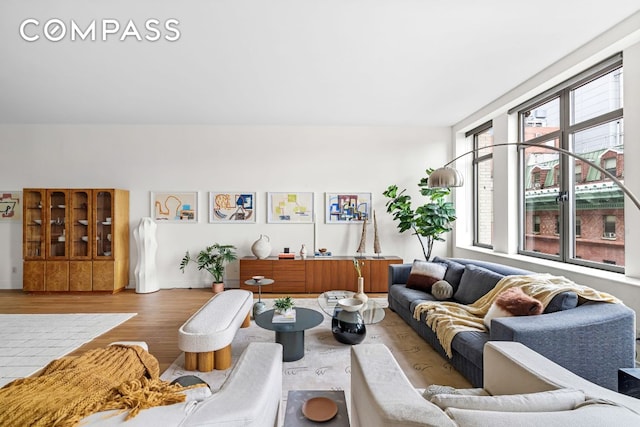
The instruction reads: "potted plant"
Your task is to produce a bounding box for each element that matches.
[179,243,238,293]
[273,296,295,314]
[383,168,456,261]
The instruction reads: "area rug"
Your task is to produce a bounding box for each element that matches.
[161,298,470,424]
[0,313,136,387]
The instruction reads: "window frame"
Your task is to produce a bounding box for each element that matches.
[468,121,494,249]
[516,55,624,273]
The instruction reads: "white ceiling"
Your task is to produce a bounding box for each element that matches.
[1,1,639,126]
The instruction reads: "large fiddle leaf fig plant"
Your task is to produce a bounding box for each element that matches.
[383,169,456,261]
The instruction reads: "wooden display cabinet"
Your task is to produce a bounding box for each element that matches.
[239,256,402,294]
[22,188,129,293]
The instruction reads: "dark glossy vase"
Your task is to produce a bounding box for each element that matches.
[332,307,366,345]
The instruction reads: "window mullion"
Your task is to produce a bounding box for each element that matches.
[559,89,571,263]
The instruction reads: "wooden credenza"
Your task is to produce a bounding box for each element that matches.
[239,256,402,294]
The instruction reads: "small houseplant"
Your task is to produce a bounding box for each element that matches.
[383,168,456,261]
[179,243,238,293]
[273,296,295,314]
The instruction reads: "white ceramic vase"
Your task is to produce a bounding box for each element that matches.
[251,234,272,259]
[354,276,368,304]
[300,244,307,259]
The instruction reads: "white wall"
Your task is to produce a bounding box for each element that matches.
[450,14,640,321]
[0,125,451,289]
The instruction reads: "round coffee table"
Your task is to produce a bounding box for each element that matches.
[254,308,323,362]
[317,291,386,324]
[244,278,274,317]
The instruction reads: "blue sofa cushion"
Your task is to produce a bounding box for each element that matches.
[432,256,466,291]
[544,291,578,313]
[390,284,436,311]
[454,264,505,305]
[451,331,488,369]
[449,258,532,276]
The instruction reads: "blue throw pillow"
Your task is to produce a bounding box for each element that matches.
[454,264,505,305]
[544,291,578,313]
[432,256,465,292]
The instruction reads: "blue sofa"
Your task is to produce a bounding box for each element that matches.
[388,257,636,390]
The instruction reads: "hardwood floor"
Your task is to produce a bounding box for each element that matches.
[0,289,384,372]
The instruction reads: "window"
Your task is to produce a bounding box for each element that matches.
[603,157,617,176]
[470,122,493,248]
[603,215,616,239]
[518,55,624,272]
[531,171,541,189]
[575,161,582,183]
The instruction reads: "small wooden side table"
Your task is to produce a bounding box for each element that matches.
[284,390,350,427]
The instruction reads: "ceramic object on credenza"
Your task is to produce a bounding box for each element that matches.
[251,234,271,259]
[300,244,307,260]
[354,277,368,304]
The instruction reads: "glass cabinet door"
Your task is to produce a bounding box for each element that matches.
[94,190,113,258]
[23,189,46,259]
[70,190,91,259]
[47,190,69,259]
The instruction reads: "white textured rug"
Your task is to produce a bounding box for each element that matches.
[0,313,136,387]
[162,298,469,425]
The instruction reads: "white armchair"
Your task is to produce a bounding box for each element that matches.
[351,341,640,427]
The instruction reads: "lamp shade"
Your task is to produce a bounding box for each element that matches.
[428,167,464,188]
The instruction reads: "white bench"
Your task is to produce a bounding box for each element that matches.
[178,289,253,371]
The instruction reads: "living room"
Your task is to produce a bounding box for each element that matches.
[2,1,640,312]
[2,1,640,425]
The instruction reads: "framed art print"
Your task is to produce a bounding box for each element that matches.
[325,192,372,223]
[0,191,22,222]
[151,191,198,223]
[209,191,256,223]
[267,192,314,223]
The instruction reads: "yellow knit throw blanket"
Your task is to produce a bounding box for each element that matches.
[413,274,622,358]
[0,344,188,427]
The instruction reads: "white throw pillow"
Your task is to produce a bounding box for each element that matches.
[445,403,640,427]
[430,388,585,412]
[423,384,488,400]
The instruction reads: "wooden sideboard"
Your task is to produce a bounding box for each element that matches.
[239,256,403,294]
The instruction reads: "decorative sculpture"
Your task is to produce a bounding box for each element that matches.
[373,210,382,258]
[134,217,159,293]
[356,217,367,258]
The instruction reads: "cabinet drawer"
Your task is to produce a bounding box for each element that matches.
[273,260,305,281]
[239,259,273,280]
[273,281,306,293]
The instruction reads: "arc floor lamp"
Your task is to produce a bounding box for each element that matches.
[428,141,640,212]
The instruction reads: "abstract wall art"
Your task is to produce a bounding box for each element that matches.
[267,192,314,223]
[325,192,372,223]
[151,191,198,223]
[0,191,21,222]
[209,191,256,223]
